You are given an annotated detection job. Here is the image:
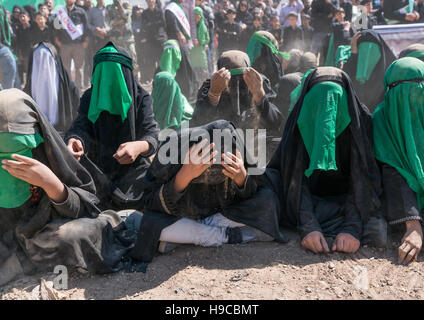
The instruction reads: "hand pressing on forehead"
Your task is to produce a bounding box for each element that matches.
[209,67,231,103]
[113,141,151,165]
[174,139,218,193]
[221,149,247,188]
[243,67,265,106]
[1,154,68,203]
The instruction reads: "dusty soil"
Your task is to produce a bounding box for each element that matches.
[1,229,424,300]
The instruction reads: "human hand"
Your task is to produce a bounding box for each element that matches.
[221,149,247,187]
[332,233,360,253]
[174,139,217,192]
[113,141,150,164]
[209,67,231,96]
[350,32,361,54]
[67,138,84,161]
[301,231,330,253]
[398,220,423,265]
[243,67,265,105]
[2,154,67,203]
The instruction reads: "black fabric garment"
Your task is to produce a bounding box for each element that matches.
[0,89,137,284]
[269,27,283,49]
[302,25,314,51]
[139,6,166,82]
[31,24,53,45]
[399,44,424,61]
[192,75,282,136]
[265,67,383,241]
[339,0,353,21]
[176,45,198,104]
[218,22,242,54]
[281,26,304,52]
[251,32,285,95]
[128,120,288,263]
[417,2,424,22]
[164,7,184,39]
[236,5,254,26]
[311,0,337,33]
[343,30,396,113]
[240,25,264,51]
[383,0,414,23]
[15,23,33,60]
[25,42,80,134]
[65,43,159,210]
[381,164,423,225]
[277,71,303,129]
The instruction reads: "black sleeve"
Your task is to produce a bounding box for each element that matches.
[142,175,187,216]
[234,175,258,199]
[298,179,323,239]
[257,77,283,131]
[383,0,408,22]
[382,164,422,225]
[338,192,362,240]
[136,88,160,157]
[51,185,100,219]
[165,9,181,38]
[192,79,222,126]
[64,89,94,153]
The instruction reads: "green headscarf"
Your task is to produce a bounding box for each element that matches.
[356,41,381,84]
[194,7,210,46]
[373,57,424,210]
[246,32,290,64]
[406,51,424,60]
[159,39,182,77]
[297,81,351,177]
[0,132,44,208]
[0,5,11,47]
[88,45,132,124]
[152,71,193,130]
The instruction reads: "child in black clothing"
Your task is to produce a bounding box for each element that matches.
[240,15,264,50]
[16,10,33,82]
[268,15,283,49]
[32,12,52,45]
[282,11,304,52]
[218,5,241,54]
[301,14,314,51]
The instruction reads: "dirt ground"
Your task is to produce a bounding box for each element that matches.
[1,229,424,300]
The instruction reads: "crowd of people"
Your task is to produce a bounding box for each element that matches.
[0,0,423,288]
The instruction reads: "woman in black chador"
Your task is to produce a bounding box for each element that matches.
[65,42,159,210]
[266,67,386,254]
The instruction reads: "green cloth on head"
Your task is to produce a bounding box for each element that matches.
[0,132,44,208]
[246,32,290,64]
[335,45,351,66]
[406,50,424,60]
[324,33,335,67]
[0,5,11,47]
[373,57,424,210]
[356,41,381,84]
[160,40,182,77]
[190,7,210,68]
[152,71,193,130]
[230,67,247,76]
[88,45,132,124]
[297,81,351,177]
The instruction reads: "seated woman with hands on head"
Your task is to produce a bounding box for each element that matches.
[0,89,133,286]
